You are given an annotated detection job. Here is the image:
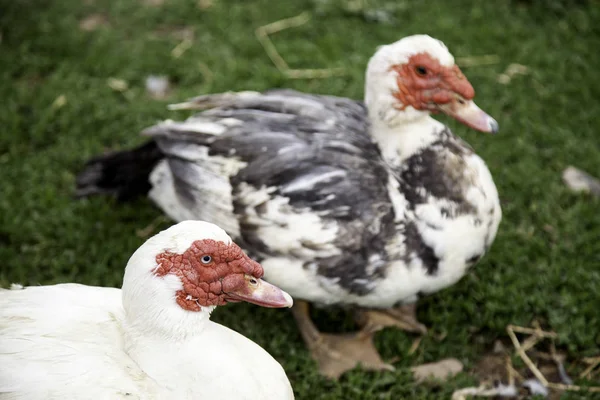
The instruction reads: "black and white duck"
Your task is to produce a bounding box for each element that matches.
[76,34,502,379]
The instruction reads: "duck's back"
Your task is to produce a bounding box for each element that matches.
[140,90,399,301]
[0,284,159,400]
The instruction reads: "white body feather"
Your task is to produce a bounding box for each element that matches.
[0,222,294,400]
[0,285,293,400]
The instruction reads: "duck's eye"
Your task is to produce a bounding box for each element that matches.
[415,66,427,76]
[249,278,258,285]
[201,255,212,264]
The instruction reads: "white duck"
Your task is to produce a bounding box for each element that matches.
[0,221,294,400]
[76,34,502,378]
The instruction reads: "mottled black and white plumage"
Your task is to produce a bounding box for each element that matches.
[76,35,501,309]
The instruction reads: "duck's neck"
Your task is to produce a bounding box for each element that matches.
[122,306,217,392]
[369,111,446,166]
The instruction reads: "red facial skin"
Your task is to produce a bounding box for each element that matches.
[154,239,263,311]
[390,53,475,112]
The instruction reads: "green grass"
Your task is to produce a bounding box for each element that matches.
[1,0,599,398]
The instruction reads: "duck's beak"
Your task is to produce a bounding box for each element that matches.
[226,275,293,308]
[438,97,499,134]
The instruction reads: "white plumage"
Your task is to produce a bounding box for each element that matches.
[0,221,294,399]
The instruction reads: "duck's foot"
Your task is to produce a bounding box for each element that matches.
[355,303,428,335]
[291,300,394,380]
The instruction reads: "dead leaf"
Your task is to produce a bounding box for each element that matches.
[79,14,108,31]
[107,78,128,92]
[411,358,463,382]
[543,224,555,234]
[562,166,600,197]
[51,95,67,110]
[473,353,508,384]
[497,63,530,84]
[198,0,213,9]
[493,340,506,354]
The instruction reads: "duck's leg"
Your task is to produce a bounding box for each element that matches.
[355,303,428,334]
[291,300,394,379]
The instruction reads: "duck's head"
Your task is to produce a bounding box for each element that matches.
[122,220,293,337]
[365,34,498,133]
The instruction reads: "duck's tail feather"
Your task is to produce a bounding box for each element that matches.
[75,140,163,201]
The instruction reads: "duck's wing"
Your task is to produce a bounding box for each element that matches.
[144,90,398,296]
[0,284,155,398]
